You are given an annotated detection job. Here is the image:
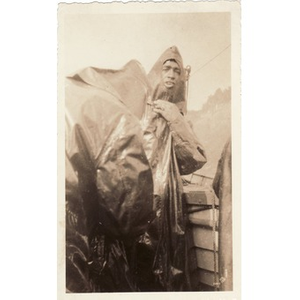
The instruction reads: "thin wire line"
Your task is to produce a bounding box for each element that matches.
[190,44,231,77]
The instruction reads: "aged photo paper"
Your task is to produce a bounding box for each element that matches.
[58,1,241,300]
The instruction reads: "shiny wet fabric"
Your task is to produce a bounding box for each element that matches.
[65,61,154,292]
[137,46,207,291]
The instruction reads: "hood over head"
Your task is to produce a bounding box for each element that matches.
[147,46,187,114]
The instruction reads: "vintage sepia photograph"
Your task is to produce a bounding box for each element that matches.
[58,1,241,299]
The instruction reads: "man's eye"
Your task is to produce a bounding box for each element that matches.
[175,69,181,74]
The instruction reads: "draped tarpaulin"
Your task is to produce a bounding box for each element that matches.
[65,60,154,292]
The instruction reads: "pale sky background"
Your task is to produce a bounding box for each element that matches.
[62,12,231,111]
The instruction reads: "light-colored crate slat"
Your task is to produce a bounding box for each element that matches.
[192,226,218,251]
[188,208,219,228]
[195,248,218,272]
[191,268,218,287]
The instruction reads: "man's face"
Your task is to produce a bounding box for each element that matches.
[162,60,181,89]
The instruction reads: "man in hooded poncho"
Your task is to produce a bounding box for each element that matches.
[136,46,207,291]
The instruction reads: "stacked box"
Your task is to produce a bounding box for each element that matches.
[183,184,219,291]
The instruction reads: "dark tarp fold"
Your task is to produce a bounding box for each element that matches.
[65,61,154,292]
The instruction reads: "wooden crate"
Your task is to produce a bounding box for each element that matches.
[184,184,219,290]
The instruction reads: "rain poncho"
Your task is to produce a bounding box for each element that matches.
[65,60,154,292]
[137,46,207,291]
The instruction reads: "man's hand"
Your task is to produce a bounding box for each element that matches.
[153,100,181,123]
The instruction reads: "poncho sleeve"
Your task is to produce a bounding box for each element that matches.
[168,114,207,175]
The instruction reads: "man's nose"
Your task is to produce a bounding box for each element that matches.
[167,69,175,79]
